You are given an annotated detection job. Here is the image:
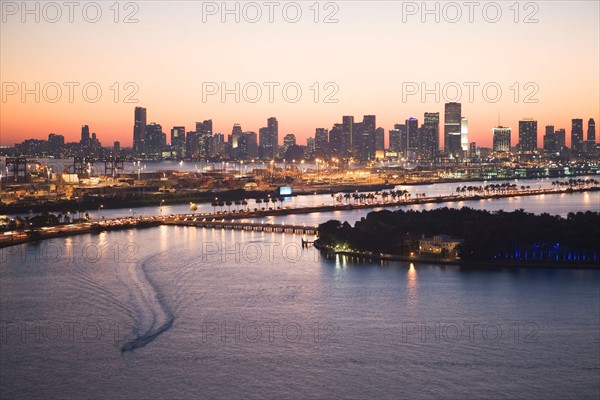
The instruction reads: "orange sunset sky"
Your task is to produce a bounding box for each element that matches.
[1,1,598,148]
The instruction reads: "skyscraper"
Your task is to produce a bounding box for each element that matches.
[356,115,376,161]
[492,127,511,152]
[329,124,344,157]
[170,126,186,159]
[342,116,354,157]
[314,128,329,158]
[133,107,147,155]
[267,117,278,159]
[145,123,165,160]
[571,119,584,152]
[420,112,439,160]
[460,117,469,154]
[518,119,537,152]
[81,125,90,146]
[406,117,419,160]
[586,118,595,152]
[555,128,566,149]
[444,102,462,158]
[543,125,556,153]
[389,124,406,154]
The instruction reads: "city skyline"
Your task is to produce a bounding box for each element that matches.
[4,105,597,151]
[2,1,598,147]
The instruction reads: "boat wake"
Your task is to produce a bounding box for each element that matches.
[119,253,175,353]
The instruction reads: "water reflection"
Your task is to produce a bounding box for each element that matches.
[407,263,417,307]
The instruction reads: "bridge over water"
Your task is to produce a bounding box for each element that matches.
[163,217,319,236]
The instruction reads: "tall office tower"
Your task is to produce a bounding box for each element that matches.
[342,116,354,157]
[543,125,556,153]
[229,123,243,158]
[81,125,90,146]
[405,117,419,160]
[571,119,584,152]
[283,133,296,150]
[258,127,269,159]
[444,102,462,158]
[196,120,212,161]
[355,115,376,161]
[329,124,344,157]
[389,124,406,154]
[113,141,121,155]
[518,119,538,152]
[460,118,469,154]
[133,107,147,155]
[468,142,476,159]
[555,128,566,149]
[314,128,329,158]
[145,123,164,160]
[587,118,596,143]
[170,126,186,159]
[242,132,258,159]
[419,112,439,160]
[492,126,511,152]
[266,117,279,159]
[586,118,596,152]
[306,137,315,155]
[375,127,385,151]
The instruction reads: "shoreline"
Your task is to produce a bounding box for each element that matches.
[2,173,598,215]
[313,242,600,271]
[1,187,598,252]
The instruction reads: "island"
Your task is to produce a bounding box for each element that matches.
[315,207,600,268]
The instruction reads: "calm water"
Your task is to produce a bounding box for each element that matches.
[1,223,599,399]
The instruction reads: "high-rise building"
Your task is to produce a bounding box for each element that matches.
[444,102,462,158]
[258,117,279,159]
[420,112,439,160]
[145,123,165,159]
[48,133,64,156]
[355,115,376,161]
[492,126,511,152]
[460,118,469,154]
[571,119,584,152]
[389,124,406,154]
[329,124,344,157]
[170,126,186,159]
[555,128,566,149]
[133,107,147,155]
[268,117,278,158]
[406,117,419,160]
[518,119,537,152]
[543,125,556,153]
[314,128,329,158]
[375,127,385,151]
[342,116,354,157]
[247,132,259,159]
[586,118,595,152]
[81,125,90,146]
[229,123,244,159]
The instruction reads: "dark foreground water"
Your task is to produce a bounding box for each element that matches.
[1,226,599,399]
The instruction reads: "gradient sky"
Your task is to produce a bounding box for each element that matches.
[1,1,598,148]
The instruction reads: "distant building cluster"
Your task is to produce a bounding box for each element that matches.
[5,104,598,163]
